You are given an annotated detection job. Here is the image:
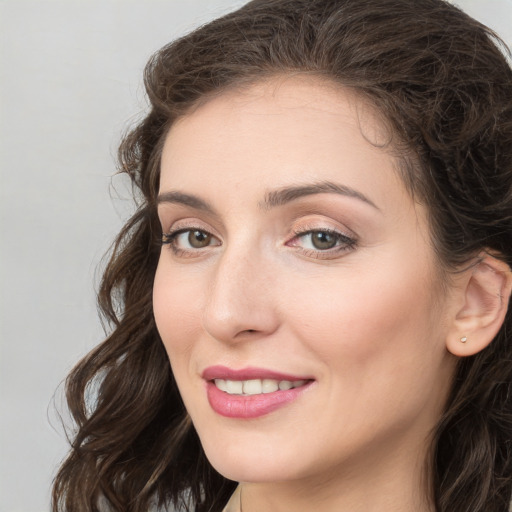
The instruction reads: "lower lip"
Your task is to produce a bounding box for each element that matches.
[206,381,313,419]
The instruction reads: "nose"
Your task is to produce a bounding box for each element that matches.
[202,247,280,343]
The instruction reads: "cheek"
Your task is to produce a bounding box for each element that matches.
[152,262,203,363]
[284,262,444,385]
[280,268,451,460]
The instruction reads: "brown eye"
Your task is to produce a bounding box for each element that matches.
[188,230,212,248]
[287,228,357,259]
[310,231,338,250]
[161,228,220,254]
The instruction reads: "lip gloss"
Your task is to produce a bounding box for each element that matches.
[202,366,314,419]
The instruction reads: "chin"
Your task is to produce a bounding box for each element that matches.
[198,429,306,483]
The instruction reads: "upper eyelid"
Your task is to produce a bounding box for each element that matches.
[290,229,357,246]
[161,217,220,235]
[292,220,357,238]
[294,225,348,234]
[164,224,212,234]
[157,202,222,225]
[160,215,357,241]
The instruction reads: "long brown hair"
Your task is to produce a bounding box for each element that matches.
[52,1,512,511]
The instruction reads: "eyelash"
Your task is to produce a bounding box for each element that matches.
[161,226,357,259]
[288,228,357,259]
[161,226,220,258]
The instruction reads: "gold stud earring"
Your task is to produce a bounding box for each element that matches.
[460,336,468,343]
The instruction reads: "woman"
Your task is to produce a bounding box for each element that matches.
[52,0,512,511]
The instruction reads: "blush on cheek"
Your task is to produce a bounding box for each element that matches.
[289,272,432,372]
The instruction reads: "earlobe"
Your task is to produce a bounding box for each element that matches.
[446,255,512,357]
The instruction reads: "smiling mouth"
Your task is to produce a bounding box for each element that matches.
[213,378,309,396]
[202,365,314,418]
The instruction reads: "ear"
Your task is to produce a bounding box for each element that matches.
[446,254,512,357]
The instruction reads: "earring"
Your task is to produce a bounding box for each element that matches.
[460,336,468,343]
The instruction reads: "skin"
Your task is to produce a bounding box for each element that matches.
[153,76,460,512]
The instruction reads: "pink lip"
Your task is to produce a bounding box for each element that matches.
[202,365,312,382]
[202,365,314,419]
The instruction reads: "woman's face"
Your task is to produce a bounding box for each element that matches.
[153,77,457,485]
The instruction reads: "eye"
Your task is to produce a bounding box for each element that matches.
[183,229,213,249]
[162,227,221,255]
[303,231,340,250]
[288,228,357,258]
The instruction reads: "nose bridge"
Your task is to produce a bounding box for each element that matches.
[202,240,279,342]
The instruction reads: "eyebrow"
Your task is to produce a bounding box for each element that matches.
[157,191,215,213]
[260,181,379,210]
[157,180,379,213]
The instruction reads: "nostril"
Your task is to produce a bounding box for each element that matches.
[232,328,260,340]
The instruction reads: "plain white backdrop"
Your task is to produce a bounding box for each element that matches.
[0,1,511,510]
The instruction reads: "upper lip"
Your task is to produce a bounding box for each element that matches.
[202,365,313,382]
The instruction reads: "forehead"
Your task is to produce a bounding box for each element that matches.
[159,76,416,221]
[164,75,392,146]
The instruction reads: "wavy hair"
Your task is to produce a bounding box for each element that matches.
[52,1,512,511]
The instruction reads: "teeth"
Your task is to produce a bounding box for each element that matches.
[225,380,243,394]
[262,379,279,393]
[214,378,307,396]
[215,379,227,392]
[243,379,262,395]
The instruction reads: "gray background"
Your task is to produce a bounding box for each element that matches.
[1,1,511,510]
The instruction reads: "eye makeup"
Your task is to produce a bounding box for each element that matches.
[162,226,221,258]
[287,227,357,259]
